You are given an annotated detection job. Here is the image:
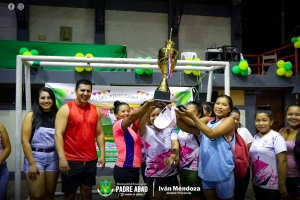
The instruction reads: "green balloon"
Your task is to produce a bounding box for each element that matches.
[232,65,240,74]
[145,69,153,75]
[240,59,248,63]
[145,56,152,59]
[284,63,292,71]
[19,47,29,55]
[291,37,298,43]
[240,69,248,76]
[30,49,39,56]
[135,69,144,75]
[137,56,144,59]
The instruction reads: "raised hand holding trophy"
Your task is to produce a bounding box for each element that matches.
[154,29,179,102]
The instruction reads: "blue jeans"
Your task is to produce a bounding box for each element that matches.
[0,162,9,200]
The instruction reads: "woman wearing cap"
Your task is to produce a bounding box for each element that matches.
[113,99,156,200]
[138,104,180,200]
[177,101,205,200]
[176,95,236,200]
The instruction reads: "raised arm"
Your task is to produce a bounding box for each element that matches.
[121,99,156,130]
[138,106,155,137]
[178,109,235,139]
[0,124,11,164]
[54,104,70,173]
[96,108,105,170]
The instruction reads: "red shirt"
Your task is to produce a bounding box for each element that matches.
[64,100,98,161]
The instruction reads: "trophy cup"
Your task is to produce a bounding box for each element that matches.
[154,29,179,102]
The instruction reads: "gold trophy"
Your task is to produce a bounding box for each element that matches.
[154,29,179,102]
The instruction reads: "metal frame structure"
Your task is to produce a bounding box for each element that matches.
[14,55,230,199]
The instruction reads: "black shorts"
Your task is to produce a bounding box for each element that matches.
[286,177,300,197]
[146,174,179,190]
[113,165,140,197]
[61,159,97,193]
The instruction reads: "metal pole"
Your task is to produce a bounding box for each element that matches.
[15,55,23,200]
[25,64,32,111]
[224,62,230,96]
[206,71,214,102]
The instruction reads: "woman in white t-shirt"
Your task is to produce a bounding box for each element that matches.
[249,105,289,200]
[177,101,205,200]
[138,105,180,200]
[229,107,253,200]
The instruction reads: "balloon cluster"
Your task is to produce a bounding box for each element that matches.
[184,57,201,76]
[19,47,40,68]
[135,56,153,75]
[231,59,249,76]
[291,36,300,48]
[74,53,94,72]
[276,60,293,77]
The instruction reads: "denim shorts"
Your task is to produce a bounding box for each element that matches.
[0,162,9,200]
[286,177,300,197]
[24,151,59,173]
[202,172,235,199]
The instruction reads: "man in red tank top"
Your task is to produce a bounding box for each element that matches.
[55,79,106,200]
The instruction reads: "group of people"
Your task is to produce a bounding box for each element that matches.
[0,78,299,200]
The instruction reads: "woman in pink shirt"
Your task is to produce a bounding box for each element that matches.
[280,103,300,200]
[113,99,156,200]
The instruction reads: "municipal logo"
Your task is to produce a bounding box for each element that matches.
[97,179,114,197]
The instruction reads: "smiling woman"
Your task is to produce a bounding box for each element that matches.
[250,104,289,200]
[21,87,59,200]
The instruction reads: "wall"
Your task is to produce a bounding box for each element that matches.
[0,3,17,40]
[29,5,95,44]
[0,110,27,171]
[0,4,231,60]
[179,15,231,59]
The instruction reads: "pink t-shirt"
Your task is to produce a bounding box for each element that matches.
[142,126,178,177]
[177,130,200,171]
[286,140,300,177]
[113,119,142,168]
[250,130,287,190]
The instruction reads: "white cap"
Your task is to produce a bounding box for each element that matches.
[154,106,177,129]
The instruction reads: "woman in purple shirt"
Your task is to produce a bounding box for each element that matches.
[280,103,300,200]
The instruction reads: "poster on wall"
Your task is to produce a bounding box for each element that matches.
[46,82,193,162]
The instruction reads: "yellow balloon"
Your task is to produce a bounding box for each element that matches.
[285,70,293,77]
[186,57,192,66]
[192,71,200,76]
[184,70,192,74]
[85,53,94,58]
[276,60,285,68]
[239,62,248,70]
[193,57,200,61]
[23,51,32,56]
[75,53,84,57]
[294,42,300,48]
[85,53,94,71]
[75,67,84,72]
[74,53,84,71]
[276,68,285,76]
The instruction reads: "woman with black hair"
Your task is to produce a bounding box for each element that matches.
[177,101,205,200]
[177,95,236,200]
[280,103,300,200]
[229,107,253,200]
[21,87,59,199]
[113,99,156,200]
[249,105,289,200]
[201,102,215,118]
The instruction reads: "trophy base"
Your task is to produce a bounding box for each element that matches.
[153,90,171,103]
